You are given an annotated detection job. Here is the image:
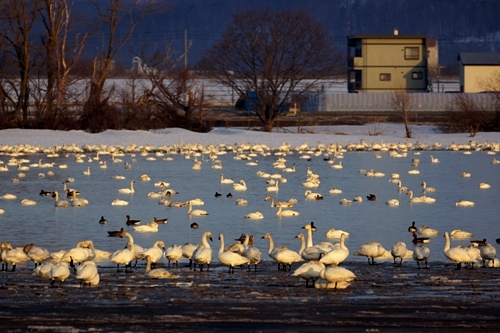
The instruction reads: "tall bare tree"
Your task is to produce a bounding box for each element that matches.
[79,0,159,132]
[389,90,413,138]
[199,8,342,132]
[0,0,38,126]
[36,0,88,126]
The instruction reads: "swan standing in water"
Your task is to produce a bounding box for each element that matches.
[187,200,208,216]
[320,233,349,266]
[110,232,136,272]
[413,244,431,269]
[319,265,356,289]
[165,244,183,267]
[76,261,100,287]
[118,180,135,194]
[140,240,165,268]
[480,243,497,267]
[261,233,302,271]
[390,241,408,265]
[49,260,71,285]
[354,242,387,265]
[240,234,261,271]
[217,233,250,274]
[1,242,29,271]
[293,259,325,288]
[443,231,476,270]
[192,231,213,272]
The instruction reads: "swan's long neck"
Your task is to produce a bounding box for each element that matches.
[218,234,224,254]
[202,233,211,248]
[188,201,192,214]
[130,181,134,191]
[54,191,59,201]
[266,235,275,255]
[243,234,249,250]
[268,196,275,207]
[444,232,450,252]
[408,191,413,199]
[306,227,313,248]
[298,235,306,255]
[340,234,347,251]
[276,206,282,215]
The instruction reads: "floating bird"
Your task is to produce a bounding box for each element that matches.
[366,194,377,201]
[470,239,487,247]
[125,215,141,226]
[39,189,52,196]
[408,221,417,233]
[214,192,222,198]
[108,228,125,237]
[226,192,233,198]
[152,217,168,224]
[99,216,108,224]
[190,222,199,229]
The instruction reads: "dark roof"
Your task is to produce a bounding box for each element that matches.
[348,34,427,40]
[458,52,500,65]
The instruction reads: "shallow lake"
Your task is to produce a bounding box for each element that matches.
[1,147,499,264]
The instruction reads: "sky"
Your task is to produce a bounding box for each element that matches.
[0,125,498,151]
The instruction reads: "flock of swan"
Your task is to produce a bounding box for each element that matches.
[0,135,499,290]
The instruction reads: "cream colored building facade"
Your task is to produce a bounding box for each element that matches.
[347,33,437,93]
[458,52,500,93]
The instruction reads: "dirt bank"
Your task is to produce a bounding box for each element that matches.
[1,260,500,332]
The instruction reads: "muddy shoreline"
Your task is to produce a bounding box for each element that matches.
[1,260,500,332]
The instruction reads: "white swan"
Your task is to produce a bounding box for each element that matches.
[1,242,30,271]
[418,225,439,237]
[110,232,136,272]
[165,244,183,267]
[244,211,264,219]
[118,180,135,194]
[455,199,475,207]
[296,233,322,262]
[261,233,302,271]
[319,265,356,289]
[264,195,295,208]
[232,179,247,191]
[330,161,343,169]
[320,233,349,266]
[241,234,261,271]
[181,242,198,267]
[187,200,208,216]
[461,171,471,178]
[407,190,436,204]
[304,190,323,200]
[111,198,129,206]
[140,240,165,268]
[34,261,56,280]
[235,198,249,206]
[23,243,50,268]
[70,192,89,207]
[52,190,69,208]
[266,180,279,192]
[283,163,296,173]
[407,169,420,175]
[82,166,91,176]
[480,243,497,267]
[390,241,408,265]
[220,173,234,184]
[49,260,71,285]
[21,199,37,206]
[339,198,352,205]
[192,231,213,271]
[217,233,250,274]
[413,244,431,269]
[161,191,187,207]
[328,188,342,194]
[143,255,179,279]
[421,181,436,193]
[293,260,325,287]
[1,193,17,200]
[479,182,491,189]
[133,221,159,233]
[276,205,300,217]
[450,229,473,239]
[386,198,400,206]
[324,228,350,239]
[139,174,151,181]
[443,231,477,270]
[354,242,387,265]
[76,261,100,287]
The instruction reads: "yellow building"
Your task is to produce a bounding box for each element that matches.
[457,52,500,93]
[347,32,437,93]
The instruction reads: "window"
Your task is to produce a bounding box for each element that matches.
[380,73,391,81]
[412,71,423,80]
[405,47,419,60]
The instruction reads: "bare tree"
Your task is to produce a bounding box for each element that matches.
[79,0,160,132]
[0,0,38,126]
[198,8,342,132]
[36,0,88,127]
[138,44,210,131]
[389,90,413,138]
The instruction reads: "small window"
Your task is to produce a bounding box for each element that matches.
[405,47,419,60]
[412,71,423,80]
[380,73,391,81]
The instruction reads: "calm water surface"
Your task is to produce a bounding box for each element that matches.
[1,148,499,264]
